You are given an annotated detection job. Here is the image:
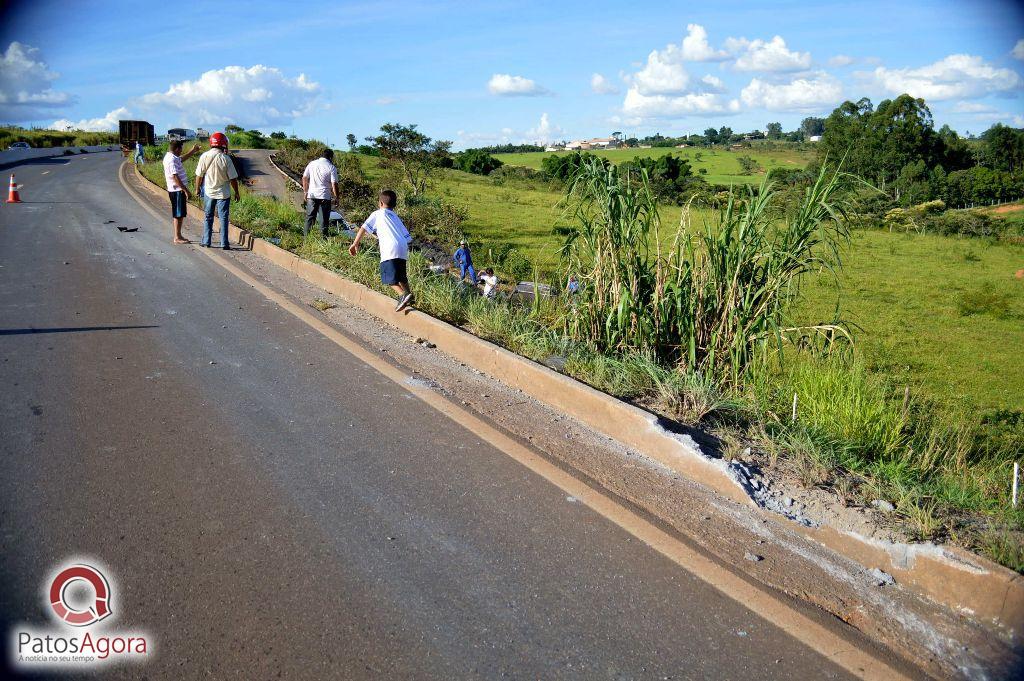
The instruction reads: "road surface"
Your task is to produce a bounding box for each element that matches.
[1,153,874,679]
[234,149,298,203]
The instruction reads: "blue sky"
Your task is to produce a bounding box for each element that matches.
[1,0,1022,147]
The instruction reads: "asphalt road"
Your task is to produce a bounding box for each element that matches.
[1,153,858,679]
[234,149,297,203]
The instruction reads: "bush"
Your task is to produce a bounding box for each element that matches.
[927,210,997,238]
[400,196,468,248]
[454,149,503,175]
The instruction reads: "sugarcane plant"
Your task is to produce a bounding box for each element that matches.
[559,156,852,385]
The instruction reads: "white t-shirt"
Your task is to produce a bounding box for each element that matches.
[480,273,498,297]
[361,208,412,261]
[302,157,338,200]
[163,152,187,192]
[195,148,238,199]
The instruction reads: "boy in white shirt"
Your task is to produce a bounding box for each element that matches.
[478,268,499,298]
[348,189,415,312]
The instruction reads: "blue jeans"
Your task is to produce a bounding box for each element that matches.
[203,197,230,247]
[459,263,477,283]
[134,150,144,164]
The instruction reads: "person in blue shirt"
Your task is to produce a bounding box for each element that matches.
[134,140,145,165]
[453,239,476,284]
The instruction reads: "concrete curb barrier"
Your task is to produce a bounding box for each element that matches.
[265,151,302,190]
[0,145,116,168]
[129,163,1024,635]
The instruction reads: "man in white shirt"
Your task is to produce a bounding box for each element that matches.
[162,139,201,244]
[301,148,339,238]
[348,189,416,312]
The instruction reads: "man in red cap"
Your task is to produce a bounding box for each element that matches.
[194,132,240,249]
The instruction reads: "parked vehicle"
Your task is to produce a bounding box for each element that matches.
[167,128,197,141]
[118,120,154,156]
[7,141,30,150]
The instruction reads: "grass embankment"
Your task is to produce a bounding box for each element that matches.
[138,149,1024,571]
[495,146,813,186]
[0,126,118,148]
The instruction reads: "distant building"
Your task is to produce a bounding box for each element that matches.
[808,135,822,142]
[563,137,622,151]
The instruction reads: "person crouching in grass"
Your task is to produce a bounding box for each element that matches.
[348,189,415,312]
[162,139,201,244]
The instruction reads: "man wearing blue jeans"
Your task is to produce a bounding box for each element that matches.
[193,132,240,249]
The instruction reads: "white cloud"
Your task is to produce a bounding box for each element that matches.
[620,28,748,120]
[726,35,811,72]
[136,65,320,127]
[698,74,727,93]
[623,87,740,118]
[828,55,855,67]
[680,24,729,62]
[591,73,619,95]
[50,106,130,132]
[631,46,690,95]
[1013,39,1024,61]
[456,114,562,149]
[487,73,547,96]
[740,72,843,112]
[375,96,398,105]
[0,42,73,119]
[871,54,1022,100]
[952,101,997,114]
[526,112,562,144]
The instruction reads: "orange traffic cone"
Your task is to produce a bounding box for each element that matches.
[7,174,22,203]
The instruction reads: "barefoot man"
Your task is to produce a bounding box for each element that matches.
[163,139,202,244]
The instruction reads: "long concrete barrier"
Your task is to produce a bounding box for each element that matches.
[0,145,117,168]
[128,162,1024,636]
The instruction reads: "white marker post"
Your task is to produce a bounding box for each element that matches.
[791,393,798,424]
[1013,462,1019,509]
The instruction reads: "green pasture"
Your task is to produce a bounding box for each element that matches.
[493,146,813,185]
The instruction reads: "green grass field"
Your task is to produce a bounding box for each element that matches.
[494,146,813,186]
[427,161,1024,413]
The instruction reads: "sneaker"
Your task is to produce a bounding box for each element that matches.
[395,293,414,312]
[222,245,231,250]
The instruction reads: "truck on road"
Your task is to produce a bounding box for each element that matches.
[168,127,197,141]
[118,120,154,156]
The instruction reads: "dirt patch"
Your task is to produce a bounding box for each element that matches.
[989,203,1024,215]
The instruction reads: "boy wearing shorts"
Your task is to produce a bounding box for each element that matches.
[348,189,415,312]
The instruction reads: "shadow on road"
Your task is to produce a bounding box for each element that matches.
[0,157,74,171]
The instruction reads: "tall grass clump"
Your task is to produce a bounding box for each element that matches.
[560,157,852,384]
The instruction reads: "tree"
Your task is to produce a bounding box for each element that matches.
[367,123,453,196]
[766,122,783,140]
[346,133,358,151]
[541,151,602,181]
[980,123,1024,172]
[703,127,719,145]
[454,148,503,175]
[737,156,759,175]
[819,95,944,190]
[799,117,825,139]
[270,131,286,139]
[225,124,244,133]
[718,126,734,143]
